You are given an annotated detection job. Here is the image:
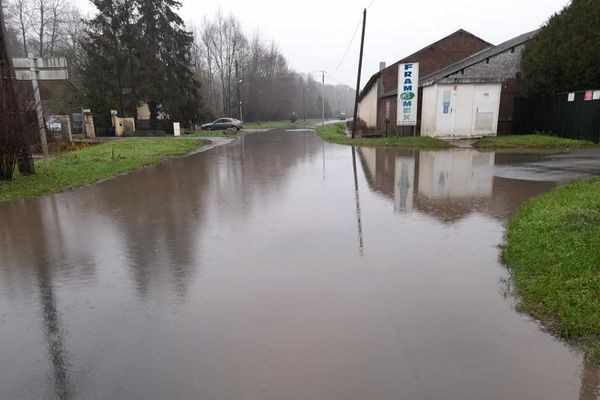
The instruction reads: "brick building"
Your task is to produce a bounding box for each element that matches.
[358,29,539,136]
[358,30,492,135]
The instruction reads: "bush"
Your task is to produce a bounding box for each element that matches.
[346,118,378,136]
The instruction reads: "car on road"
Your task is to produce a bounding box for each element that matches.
[46,116,62,133]
[201,118,243,131]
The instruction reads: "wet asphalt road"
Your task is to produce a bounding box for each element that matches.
[0,130,599,399]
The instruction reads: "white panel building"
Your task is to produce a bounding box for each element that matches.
[420,79,501,138]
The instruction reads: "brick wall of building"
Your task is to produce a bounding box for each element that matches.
[379,31,492,96]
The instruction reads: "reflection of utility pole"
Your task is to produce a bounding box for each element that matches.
[351,9,367,139]
[235,60,243,121]
[351,146,364,256]
[34,260,73,400]
[302,81,306,129]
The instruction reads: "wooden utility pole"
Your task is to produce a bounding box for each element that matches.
[351,9,367,139]
[28,54,50,168]
[320,70,326,126]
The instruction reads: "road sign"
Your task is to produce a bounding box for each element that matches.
[12,57,67,69]
[13,57,68,81]
[15,69,69,81]
[11,55,70,167]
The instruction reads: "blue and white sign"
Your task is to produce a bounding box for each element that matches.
[397,63,420,126]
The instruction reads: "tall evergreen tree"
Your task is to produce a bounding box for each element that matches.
[135,0,200,124]
[81,0,138,126]
[521,0,600,96]
[81,0,200,127]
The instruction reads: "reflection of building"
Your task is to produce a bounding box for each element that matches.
[394,156,414,213]
[357,147,554,224]
[418,150,494,199]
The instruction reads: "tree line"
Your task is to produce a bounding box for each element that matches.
[521,0,600,96]
[2,0,355,127]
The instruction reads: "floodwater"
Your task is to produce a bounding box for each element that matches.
[1,131,599,400]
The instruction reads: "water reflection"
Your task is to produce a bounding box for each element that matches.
[351,147,365,256]
[1,132,599,399]
[39,273,74,400]
[0,197,77,399]
[394,155,415,213]
[357,147,557,222]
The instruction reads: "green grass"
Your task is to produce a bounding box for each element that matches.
[474,134,597,149]
[501,177,600,363]
[0,138,206,202]
[244,120,321,129]
[184,130,245,138]
[316,123,451,148]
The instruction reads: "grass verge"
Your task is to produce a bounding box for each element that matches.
[501,177,600,363]
[316,123,450,149]
[0,138,206,202]
[474,135,597,149]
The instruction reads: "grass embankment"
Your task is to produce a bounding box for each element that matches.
[244,120,321,129]
[316,123,450,148]
[0,138,206,202]
[502,178,600,362]
[474,135,597,150]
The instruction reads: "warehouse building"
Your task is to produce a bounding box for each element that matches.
[358,30,492,134]
[358,29,538,136]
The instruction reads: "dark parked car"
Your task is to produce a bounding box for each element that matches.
[202,118,244,131]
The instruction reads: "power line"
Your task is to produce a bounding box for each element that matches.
[331,0,376,76]
[331,16,362,75]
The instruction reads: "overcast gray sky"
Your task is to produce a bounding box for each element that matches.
[80,0,571,89]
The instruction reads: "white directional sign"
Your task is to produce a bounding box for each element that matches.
[12,57,67,69]
[11,55,70,167]
[15,69,69,81]
[13,57,68,81]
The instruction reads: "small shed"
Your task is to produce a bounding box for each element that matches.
[420,78,501,138]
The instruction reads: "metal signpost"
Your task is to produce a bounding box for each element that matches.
[12,55,68,167]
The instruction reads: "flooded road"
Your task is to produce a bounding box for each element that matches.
[1,130,599,400]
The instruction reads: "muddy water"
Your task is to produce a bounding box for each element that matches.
[1,131,599,400]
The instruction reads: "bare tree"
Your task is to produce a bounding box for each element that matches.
[201,11,247,116]
[4,0,30,55]
[5,0,74,57]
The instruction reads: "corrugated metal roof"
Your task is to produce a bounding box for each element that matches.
[420,30,539,84]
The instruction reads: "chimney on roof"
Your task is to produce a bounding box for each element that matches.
[379,62,386,71]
